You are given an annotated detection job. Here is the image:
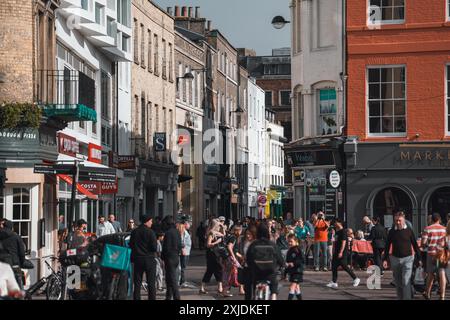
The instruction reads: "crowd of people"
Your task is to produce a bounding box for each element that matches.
[1,208,449,300]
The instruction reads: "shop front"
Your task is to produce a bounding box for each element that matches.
[286,140,344,221]
[345,142,450,233]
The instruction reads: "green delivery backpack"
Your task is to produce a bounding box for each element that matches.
[101,244,131,271]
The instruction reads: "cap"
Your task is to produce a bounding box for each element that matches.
[218,216,225,221]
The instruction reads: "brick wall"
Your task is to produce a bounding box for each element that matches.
[0,0,34,102]
[346,0,450,142]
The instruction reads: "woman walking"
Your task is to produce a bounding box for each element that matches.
[436,220,450,300]
[199,219,227,296]
[236,226,257,299]
[223,225,244,297]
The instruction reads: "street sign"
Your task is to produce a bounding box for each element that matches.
[329,170,341,188]
[154,132,166,152]
[78,166,116,183]
[34,164,75,175]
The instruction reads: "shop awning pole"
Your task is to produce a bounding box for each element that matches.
[68,161,79,231]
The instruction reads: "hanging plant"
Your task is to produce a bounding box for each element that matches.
[0,102,42,129]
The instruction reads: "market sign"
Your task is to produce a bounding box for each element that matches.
[58,133,79,157]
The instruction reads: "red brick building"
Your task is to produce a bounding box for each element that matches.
[344,0,450,232]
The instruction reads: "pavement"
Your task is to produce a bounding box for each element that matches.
[30,249,449,300]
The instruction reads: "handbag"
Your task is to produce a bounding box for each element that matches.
[101,244,131,271]
[435,248,449,269]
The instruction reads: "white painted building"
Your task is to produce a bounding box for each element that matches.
[55,0,132,231]
[247,78,266,217]
[287,0,345,220]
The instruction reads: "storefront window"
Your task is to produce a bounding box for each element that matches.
[12,188,31,251]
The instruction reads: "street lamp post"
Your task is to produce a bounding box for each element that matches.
[271,15,290,29]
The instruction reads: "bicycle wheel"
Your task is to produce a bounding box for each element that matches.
[46,275,63,300]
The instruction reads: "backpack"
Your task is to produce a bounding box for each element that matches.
[252,244,276,274]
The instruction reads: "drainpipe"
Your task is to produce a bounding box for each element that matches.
[340,0,347,137]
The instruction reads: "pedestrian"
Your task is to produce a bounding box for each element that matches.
[313,211,330,271]
[223,225,244,297]
[435,220,450,300]
[284,212,294,226]
[246,223,284,300]
[196,221,206,250]
[67,219,89,249]
[285,233,305,300]
[383,211,421,300]
[179,219,192,287]
[237,225,257,299]
[368,216,387,275]
[129,214,157,300]
[97,215,115,237]
[161,215,182,300]
[326,218,361,289]
[199,219,226,296]
[294,218,310,252]
[421,213,447,300]
[0,261,22,299]
[126,219,137,232]
[304,215,316,267]
[108,214,122,233]
[362,216,374,239]
[327,224,335,270]
[0,220,26,290]
[156,232,165,291]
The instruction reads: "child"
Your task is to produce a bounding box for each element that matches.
[156,232,165,291]
[285,234,305,300]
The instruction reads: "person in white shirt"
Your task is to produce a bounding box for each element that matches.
[0,262,21,298]
[97,215,116,237]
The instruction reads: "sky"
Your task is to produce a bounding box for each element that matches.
[154,0,291,56]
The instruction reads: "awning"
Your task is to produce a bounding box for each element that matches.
[58,174,98,200]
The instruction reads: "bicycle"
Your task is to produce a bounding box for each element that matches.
[24,256,64,300]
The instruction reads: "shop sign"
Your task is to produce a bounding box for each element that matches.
[100,180,118,194]
[329,170,341,188]
[88,143,102,164]
[288,150,334,167]
[58,133,79,157]
[78,180,118,195]
[118,155,136,169]
[154,133,166,152]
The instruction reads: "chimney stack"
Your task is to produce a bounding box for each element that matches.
[195,7,200,18]
[207,20,212,31]
[167,7,173,16]
[181,6,187,17]
[188,7,194,18]
[174,6,180,17]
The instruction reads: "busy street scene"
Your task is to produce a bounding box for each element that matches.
[0,0,450,304]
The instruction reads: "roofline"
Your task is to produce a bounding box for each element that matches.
[208,29,237,53]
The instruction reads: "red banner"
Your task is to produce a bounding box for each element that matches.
[58,133,79,157]
[88,143,102,164]
[58,175,98,200]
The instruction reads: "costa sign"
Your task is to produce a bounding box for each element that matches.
[88,143,102,164]
[58,133,79,157]
[78,180,118,195]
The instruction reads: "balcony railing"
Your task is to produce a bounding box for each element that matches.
[36,69,97,122]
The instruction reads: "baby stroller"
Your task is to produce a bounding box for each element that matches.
[91,232,132,300]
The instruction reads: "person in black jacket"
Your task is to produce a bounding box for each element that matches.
[129,214,158,300]
[161,215,182,300]
[0,220,26,289]
[246,223,284,300]
[285,234,305,300]
[368,216,387,275]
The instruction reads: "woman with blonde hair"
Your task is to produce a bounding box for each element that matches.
[436,221,450,300]
[199,219,228,296]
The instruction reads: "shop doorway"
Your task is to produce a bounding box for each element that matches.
[373,187,413,226]
[427,187,450,224]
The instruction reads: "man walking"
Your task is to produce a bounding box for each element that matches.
[108,214,122,233]
[383,211,421,300]
[421,213,446,300]
[313,211,330,271]
[162,216,182,300]
[129,214,158,300]
[368,216,387,275]
[326,218,360,288]
[97,215,115,237]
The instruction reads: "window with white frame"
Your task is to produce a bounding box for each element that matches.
[318,89,337,135]
[369,0,404,24]
[447,65,450,133]
[12,188,31,251]
[368,66,406,135]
